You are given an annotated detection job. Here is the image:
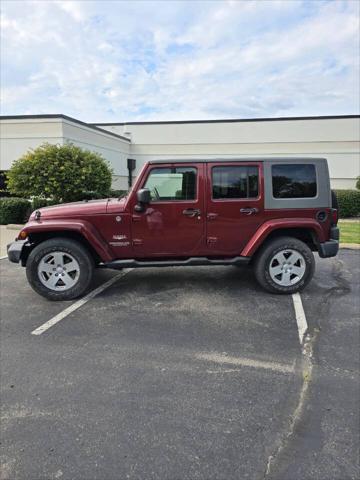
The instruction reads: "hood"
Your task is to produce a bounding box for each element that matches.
[106,196,127,214]
[29,198,110,220]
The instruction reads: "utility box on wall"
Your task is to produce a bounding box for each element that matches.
[127,158,136,187]
[127,158,136,171]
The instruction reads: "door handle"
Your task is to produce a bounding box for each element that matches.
[240,207,259,215]
[182,208,201,218]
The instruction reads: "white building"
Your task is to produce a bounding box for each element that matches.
[1,114,359,190]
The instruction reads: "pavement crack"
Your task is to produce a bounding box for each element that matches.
[264,332,315,479]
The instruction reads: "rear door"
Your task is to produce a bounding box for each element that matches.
[205,162,264,255]
[131,163,205,257]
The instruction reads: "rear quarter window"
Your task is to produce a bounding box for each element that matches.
[272,164,317,198]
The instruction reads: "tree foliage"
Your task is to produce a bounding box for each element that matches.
[356,176,360,191]
[7,143,113,203]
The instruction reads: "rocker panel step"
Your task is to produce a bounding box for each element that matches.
[101,256,250,269]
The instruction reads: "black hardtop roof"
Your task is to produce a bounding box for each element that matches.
[148,157,326,164]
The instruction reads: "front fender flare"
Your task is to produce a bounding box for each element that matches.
[20,219,114,262]
[240,218,325,257]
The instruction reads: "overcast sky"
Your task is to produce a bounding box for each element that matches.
[1,0,359,122]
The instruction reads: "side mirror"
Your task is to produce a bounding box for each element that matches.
[137,188,151,204]
[135,188,151,212]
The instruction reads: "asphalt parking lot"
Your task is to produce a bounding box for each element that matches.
[0,250,359,480]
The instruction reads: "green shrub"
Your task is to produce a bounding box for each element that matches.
[356,176,360,191]
[31,197,58,211]
[80,191,105,200]
[0,197,31,225]
[335,189,360,218]
[7,143,113,203]
[108,189,128,198]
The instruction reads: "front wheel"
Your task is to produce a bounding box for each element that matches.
[254,237,315,294]
[26,238,94,300]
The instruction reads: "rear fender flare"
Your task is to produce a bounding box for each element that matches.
[241,219,325,257]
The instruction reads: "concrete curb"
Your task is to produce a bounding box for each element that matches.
[6,224,24,230]
[340,243,360,250]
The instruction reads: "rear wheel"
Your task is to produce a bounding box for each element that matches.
[254,236,315,294]
[26,238,94,300]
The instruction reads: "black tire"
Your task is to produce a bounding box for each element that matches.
[254,236,315,294]
[26,238,94,301]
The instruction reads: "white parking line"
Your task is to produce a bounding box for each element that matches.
[31,269,132,335]
[292,292,308,345]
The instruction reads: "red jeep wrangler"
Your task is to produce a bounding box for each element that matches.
[8,158,339,300]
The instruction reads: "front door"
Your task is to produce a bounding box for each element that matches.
[206,162,263,255]
[131,163,205,257]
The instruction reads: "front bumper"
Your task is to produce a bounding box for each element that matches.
[7,240,27,264]
[318,226,339,258]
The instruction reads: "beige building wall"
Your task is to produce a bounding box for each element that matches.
[99,116,360,189]
[0,116,131,190]
[1,115,359,191]
[61,118,130,190]
[0,118,64,170]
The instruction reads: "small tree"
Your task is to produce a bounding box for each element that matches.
[7,143,113,203]
[356,176,360,191]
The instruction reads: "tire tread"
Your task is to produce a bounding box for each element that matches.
[254,236,315,294]
[26,238,94,301]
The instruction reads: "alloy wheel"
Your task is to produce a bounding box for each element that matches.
[38,251,80,291]
[269,249,306,287]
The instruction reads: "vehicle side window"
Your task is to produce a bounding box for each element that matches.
[212,166,259,199]
[272,164,317,198]
[144,167,197,201]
